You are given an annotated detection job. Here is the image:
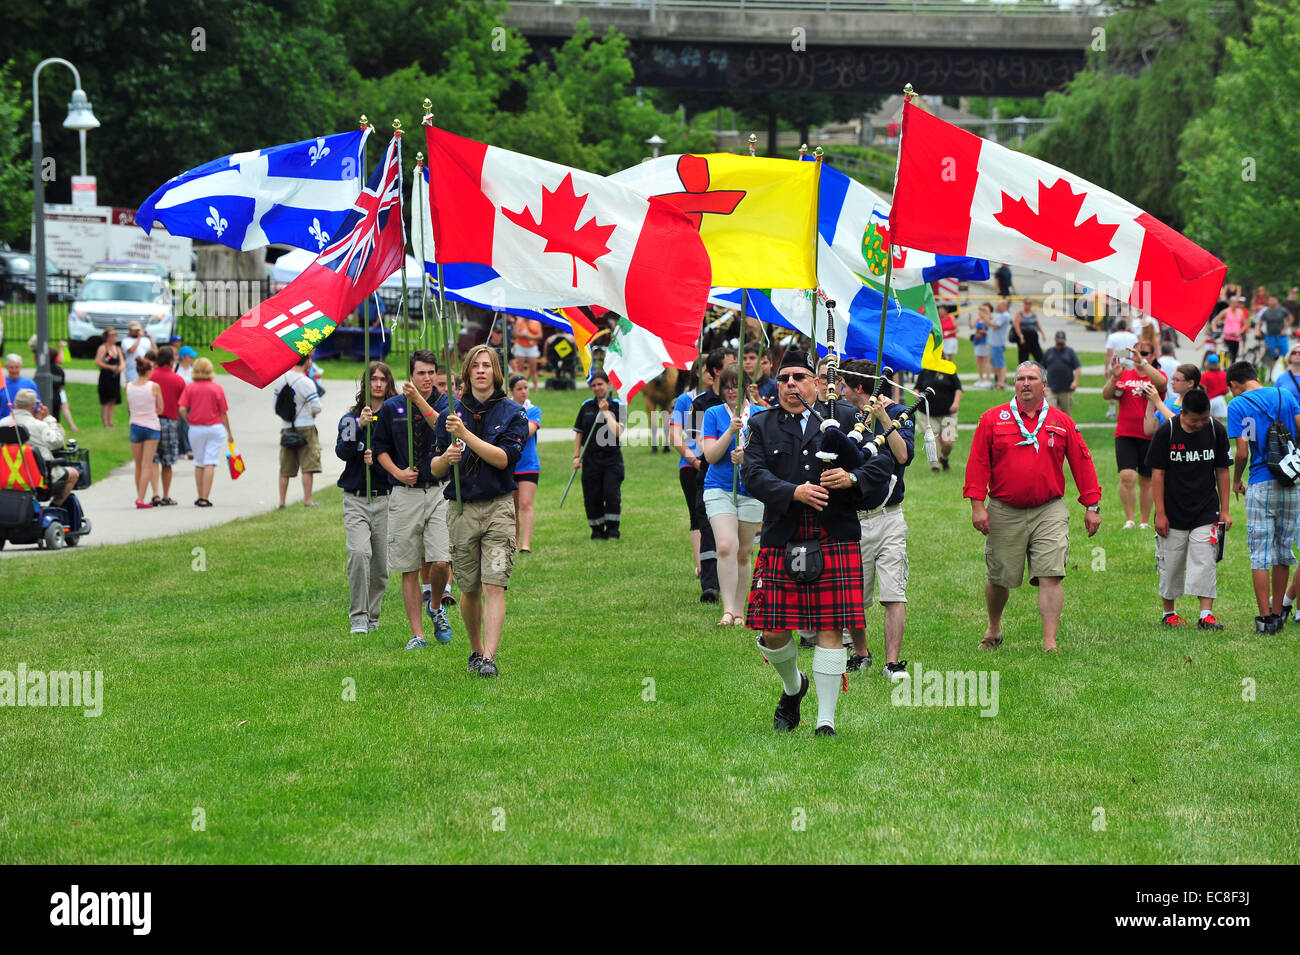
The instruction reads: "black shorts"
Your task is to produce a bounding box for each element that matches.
[515,472,538,485]
[1115,435,1153,477]
[679,464,702,531]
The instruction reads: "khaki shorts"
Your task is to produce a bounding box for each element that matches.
[857,505,908,605]
[919,413,958,444]
[279,425,321,477]
[447,494,517,592]
[1049,391,1074,415]
[387,484,451,573]
[1155,524,1217,600]
[985,496,1070,588]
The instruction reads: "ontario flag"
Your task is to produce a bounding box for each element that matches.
[891,101,1226,338]
[424,125,711,355]
[213,133,406,387]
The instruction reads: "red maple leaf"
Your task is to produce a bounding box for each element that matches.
[502,173,616,287]
[993,178,1119,264]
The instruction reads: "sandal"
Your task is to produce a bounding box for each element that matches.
[978,633,1003,650]
[716,612,736,627]
[195,498,213,507]
[159,498,178,506]
[150,496,162,506]
[134,499,153,509]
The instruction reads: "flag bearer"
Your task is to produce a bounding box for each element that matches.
[571,371,626,539]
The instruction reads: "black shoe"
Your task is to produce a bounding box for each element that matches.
[846,651,872,672]
[1268,615,1283,634]
[479,657,499,678]
[941,456,950,471]
[700,588,720,604]
[798,632,816,649]
[1255,615,1272,634]
[883,660,909,682]
[605,521,620,539]
[591,524,606,540]
[773,672,809,731]
[468,651,485,673]
[814,725,837,737]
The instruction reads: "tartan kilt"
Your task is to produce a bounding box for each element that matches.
[745,511,865,632]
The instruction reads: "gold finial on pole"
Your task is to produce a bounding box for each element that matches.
[747,133,757,157]
[392,118,403,137]
[422,98,434,125]
[416,151,424,163]
[359,114,369,128]
[799,143,808,156]
[813,146,824,161]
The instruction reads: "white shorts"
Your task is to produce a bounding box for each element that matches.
[703,486,764,524]
[1210,395,1227,418]
[190,423,227,467]
[942,338,959,357]
[513,344,540,358]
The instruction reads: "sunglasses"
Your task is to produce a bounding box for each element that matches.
[777,372,813,383]
[1138,351,1153,358]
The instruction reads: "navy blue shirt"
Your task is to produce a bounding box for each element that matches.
[756,375,779,405]
[335,409,391,493]
[371,390,449,483]
[433,389,530,501]
[858,401,915,506]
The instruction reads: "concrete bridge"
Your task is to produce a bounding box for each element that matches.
[505,1,1111,96]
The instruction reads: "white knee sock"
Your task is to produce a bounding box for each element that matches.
[812,645,846,730]
[761,637,803,696]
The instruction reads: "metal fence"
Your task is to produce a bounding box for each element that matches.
[515,0,1112,16]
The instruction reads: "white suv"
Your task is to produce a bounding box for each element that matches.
[68,268,174,358]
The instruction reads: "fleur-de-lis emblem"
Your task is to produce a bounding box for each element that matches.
[309,218,329,250]
[206,205,228,238]
[309,138,330,166]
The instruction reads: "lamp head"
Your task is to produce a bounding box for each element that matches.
[63,88,99,131]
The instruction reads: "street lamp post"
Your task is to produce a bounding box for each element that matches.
[31,58,99,410]
[645,134,665,160]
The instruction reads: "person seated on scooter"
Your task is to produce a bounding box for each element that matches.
[11,389,79,505]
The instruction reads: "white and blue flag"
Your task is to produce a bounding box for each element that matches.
[136,128,370,252]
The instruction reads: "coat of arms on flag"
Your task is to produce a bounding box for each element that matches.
[213,133,406,387]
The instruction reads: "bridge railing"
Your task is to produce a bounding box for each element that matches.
[518,1,1113,16]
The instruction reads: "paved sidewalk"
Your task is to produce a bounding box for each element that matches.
[2,368,355,557]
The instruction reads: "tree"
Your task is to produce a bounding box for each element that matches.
[1180,1,1300,286]
[1023,0,1253,230]
[0,62,31,246]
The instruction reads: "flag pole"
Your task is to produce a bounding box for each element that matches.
[424,98,463,514]
[735,131,758,505]
[361,113,371,501]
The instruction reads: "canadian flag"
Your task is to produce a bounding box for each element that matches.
[425,125,711,353]
[891,101,1226,337]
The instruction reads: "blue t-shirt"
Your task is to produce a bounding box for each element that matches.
[701,402,767,495]
[2,376,39,416]
[515,402,542,475]
[1227,386,1300,485]
[670,389,699,469]
[1153,401,1181,427]
[1276,367,1300,405]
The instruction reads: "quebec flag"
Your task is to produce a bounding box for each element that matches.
[136,128,370,253]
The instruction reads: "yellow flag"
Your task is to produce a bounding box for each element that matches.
[610,154,819,289]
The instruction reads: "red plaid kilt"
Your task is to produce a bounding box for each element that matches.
[744,511,865,632]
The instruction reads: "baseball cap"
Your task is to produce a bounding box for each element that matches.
[169,334,184,344]
[1054,331,1067,342]
[178,346,198,358]
[127,320,142,331]
[1206,353,1220,365]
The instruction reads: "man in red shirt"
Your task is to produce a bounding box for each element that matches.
[149,345,187,506]
[964,361,1102,652]
[1101,342,1168,529]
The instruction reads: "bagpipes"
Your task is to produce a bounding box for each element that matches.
[794,294,936,466]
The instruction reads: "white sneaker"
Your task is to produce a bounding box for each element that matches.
[1123,520,1136,529]
[1139,522,1151,530]
[349,625,368,634]
[1292,607,1300,623]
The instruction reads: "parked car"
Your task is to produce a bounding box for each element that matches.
[0,251,76,303]
[67,267,175,358]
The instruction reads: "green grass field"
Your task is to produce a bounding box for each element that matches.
[2,375,1297,863]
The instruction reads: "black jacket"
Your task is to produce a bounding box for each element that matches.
[433,388,530,502]
[741,400,896,547]
[371,390,448,483]
[335,409,391,493]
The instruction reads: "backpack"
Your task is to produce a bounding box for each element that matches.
[274,376,300,424]
[1264,391,1300,485]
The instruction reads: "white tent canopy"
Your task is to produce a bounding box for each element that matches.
[269,248,423,289]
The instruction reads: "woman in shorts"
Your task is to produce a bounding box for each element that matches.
[512,316,543,387]
[699,365,769,627]
[179,357,234,507]
[125,355,163,509]
[509,374,542,553]
[971,302,992,386]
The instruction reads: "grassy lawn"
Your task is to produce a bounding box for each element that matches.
[2,383,1296,863]
[59,382,134,476]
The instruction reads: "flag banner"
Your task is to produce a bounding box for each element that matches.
[609,153,819,289]
[412,164,581,331]
[425,126,710,352]
[136,128,370,253]
[710,238,933,373]
[813,158,987,289]
[602,315,698,401]
[891,101,1225,337]
[212,135,405,387]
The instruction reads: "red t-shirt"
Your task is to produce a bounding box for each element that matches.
[963,401,1102,508]
[941,314,958,340]
[1202,369,1228,400]
[152,366,186,419]
[1114,369,1153,439]
[180,380,228,426]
